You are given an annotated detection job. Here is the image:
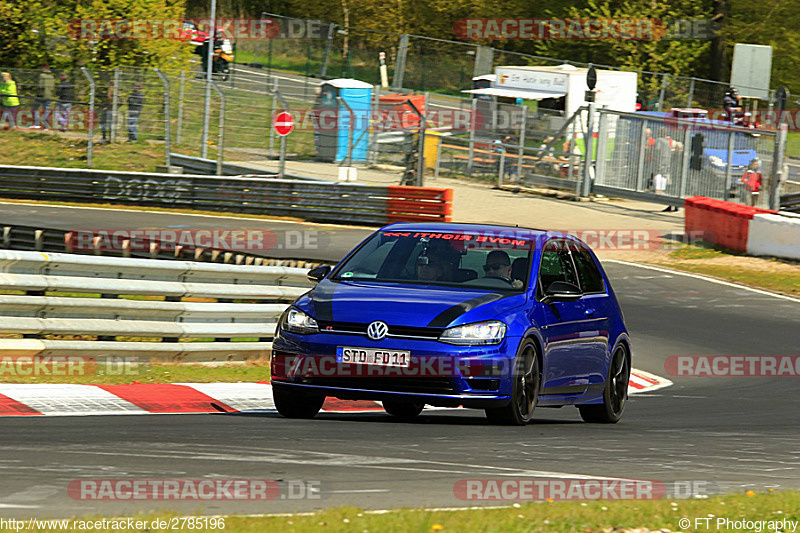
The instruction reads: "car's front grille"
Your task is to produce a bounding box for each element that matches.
[298,377,457,394]
[316,320,443,340]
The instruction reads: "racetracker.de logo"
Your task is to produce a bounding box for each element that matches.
[68,479,321,500]
[453,18,716,40]
[453,479,718,500]
[664,355,800,377]
[65,229,320,252]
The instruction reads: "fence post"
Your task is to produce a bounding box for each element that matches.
[581,102,596,197]
[635,120,648,191]
[392,34,409,90]
[80,68,95,168]
[434,136,442,177]
[269,78,278,157]
[594,110,608,188]
[467,98,476,175]
[769,124,788,210]
[368,84,380,164]
[155,69,171,168]
[273,90,289,176]
[320,23,336,78]
[679,127,691,198]
[658,74,668,111]
[209,82,225,175]
[517,106,527,180]
[687,77,695,108]
[497,150,505,188]
[176,70,185,145]
[724,130,735,199]
[111,68,120,143]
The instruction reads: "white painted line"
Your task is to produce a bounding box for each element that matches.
[607,260,800,304]
[0,384,146,416]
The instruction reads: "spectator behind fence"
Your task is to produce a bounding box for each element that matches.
[55,72,74,131]
[100,80,116,142]
[1,72,21,129]
[127,83,145,141]
[33,65,56,128]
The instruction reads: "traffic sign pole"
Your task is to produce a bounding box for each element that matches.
[272,111,295,177]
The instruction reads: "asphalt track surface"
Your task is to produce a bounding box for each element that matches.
[0,203,799,518]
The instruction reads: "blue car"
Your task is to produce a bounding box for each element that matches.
[271,223,632,425]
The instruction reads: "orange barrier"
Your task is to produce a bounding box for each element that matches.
[386,186,453,223]
[684,196,776,251]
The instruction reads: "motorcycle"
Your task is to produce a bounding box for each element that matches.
[194,37,234,81]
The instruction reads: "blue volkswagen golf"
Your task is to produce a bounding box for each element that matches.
[271,223,632,425]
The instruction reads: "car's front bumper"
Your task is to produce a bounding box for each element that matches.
[271,330,519,407]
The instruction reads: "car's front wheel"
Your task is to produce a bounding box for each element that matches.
[485,340,540,426]
[383,400,425,420]
[273,385,325,419]
[579,344,629,423]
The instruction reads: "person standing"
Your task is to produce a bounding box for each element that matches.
[0,72,21,129]
[33,65,56,128]
[99,80,116,142]
[55,72,74,131]
[127,83,145,141]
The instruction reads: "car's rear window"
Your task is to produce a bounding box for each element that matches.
[332,230,535,291]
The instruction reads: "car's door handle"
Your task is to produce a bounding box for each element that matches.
[585,308,596,317]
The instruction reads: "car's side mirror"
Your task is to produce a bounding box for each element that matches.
[543,281,582,302]
[307,264,332,283]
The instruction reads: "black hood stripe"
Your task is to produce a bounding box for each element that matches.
[312,282,336,322]
[426,293,506,328]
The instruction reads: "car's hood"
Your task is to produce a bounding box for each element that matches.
[297,279,525,328]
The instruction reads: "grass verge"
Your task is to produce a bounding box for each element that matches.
[8,491,797,532]
[646,243,800,297]
[0,362,269,385]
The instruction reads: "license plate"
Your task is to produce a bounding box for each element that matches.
[336,347,411,368]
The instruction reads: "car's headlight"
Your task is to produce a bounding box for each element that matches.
[439,320,506,345]
[282,308,318,334]
[709,155,724,167]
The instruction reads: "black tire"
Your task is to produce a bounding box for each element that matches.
[273,385,325,419]
[485,341,540,426]
[579,345,629,423]
[382,400,425,420]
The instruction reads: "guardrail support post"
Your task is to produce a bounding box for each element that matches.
[155,69,171,168]
[80,68,95,168]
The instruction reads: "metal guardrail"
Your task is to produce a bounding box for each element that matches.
[1,224,321,267]
[780,192,800,213]
[0,250,313,361]
[0,165,452,226]
[168,153,328,182]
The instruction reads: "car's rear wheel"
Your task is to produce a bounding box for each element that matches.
[579,345,629,423]
[485,341,540,426]
[383,400,425,420]
[273,385,325,419]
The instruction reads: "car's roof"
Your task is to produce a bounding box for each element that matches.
[382,222,548,236]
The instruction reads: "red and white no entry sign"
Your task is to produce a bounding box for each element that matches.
[273,111,294,136]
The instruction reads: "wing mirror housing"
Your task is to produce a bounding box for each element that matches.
[543,281,582,302]
[307,264,332,283]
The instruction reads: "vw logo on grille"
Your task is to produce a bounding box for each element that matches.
[366,321,388,341]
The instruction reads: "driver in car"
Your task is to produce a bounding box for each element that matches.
[483,250,512,279]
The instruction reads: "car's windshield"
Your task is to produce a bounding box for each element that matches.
[332,229,534,291]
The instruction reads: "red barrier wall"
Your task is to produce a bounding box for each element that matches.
[684,196,776,251]
[386,186,453,223]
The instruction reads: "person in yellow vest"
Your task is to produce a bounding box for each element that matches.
[0,72,20,130]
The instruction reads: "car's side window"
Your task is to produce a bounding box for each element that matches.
[539,240,580,291]
[571,246,606,294]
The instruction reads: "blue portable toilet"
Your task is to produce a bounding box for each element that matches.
[314,79,373,163]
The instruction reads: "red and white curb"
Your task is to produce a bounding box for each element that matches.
[0,370,670,417]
